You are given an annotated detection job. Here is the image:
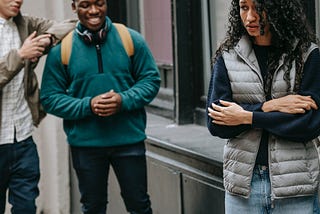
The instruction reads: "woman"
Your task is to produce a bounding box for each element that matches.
[206,0,320,213]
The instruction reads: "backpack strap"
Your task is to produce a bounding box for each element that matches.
[61,30,73,65]
[60,23,134,66]
[113,23,134,57]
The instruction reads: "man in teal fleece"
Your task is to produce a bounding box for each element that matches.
[40,0,160,213]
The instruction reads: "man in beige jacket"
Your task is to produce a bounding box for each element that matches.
[0,0,74,213]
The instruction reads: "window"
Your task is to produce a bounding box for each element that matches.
[124,0,175,119]
[194,0,229,125]
[303,0,316,31]
[205,0,230,95]
[142,0,175,119]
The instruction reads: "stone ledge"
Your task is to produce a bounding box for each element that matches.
[145,113,226,170]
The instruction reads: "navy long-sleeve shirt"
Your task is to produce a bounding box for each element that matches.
[207,47,320,165]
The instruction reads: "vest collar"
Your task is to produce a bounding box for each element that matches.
[234,36,260,74]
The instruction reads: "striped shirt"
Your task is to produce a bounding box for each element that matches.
[0,17,33,144]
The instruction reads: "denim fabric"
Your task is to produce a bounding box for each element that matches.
[0,137,40,214]
[225,165,316,214]
[314,193,320,214]
[70,142,152,214]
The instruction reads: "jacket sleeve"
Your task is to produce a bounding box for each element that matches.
[0,15,76,89]
[25,16,76,50]
[0,50,25,89]
[119,29,161,111]
[253,48,320,141]
[40,46,93,120]
[45,19,77,44]
[22,15,55,35]
[206,56,255,138]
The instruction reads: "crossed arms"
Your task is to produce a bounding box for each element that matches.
[207,49,320,142]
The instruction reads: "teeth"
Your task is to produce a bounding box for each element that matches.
[89,18,99,22]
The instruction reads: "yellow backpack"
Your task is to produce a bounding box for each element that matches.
[61,23,134,65]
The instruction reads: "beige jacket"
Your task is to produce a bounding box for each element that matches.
[0,13,75,126]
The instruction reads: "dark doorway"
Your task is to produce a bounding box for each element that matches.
[303,0,315,30]
[107,0,127,24]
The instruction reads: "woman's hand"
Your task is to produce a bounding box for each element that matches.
[262,95,318,114]
[208,100,252,126]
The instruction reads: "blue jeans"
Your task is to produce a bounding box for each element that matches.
[225,165,316,214]
[0,137,40,214]
[70,142,152,214]
[315,193,320,214]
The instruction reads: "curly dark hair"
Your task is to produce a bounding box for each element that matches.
[213,0,318,94]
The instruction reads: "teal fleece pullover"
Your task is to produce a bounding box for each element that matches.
[40,17,161,147]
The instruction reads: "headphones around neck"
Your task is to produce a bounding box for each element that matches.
[75,23,107,45]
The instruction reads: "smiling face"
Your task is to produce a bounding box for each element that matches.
[239,0,271,45]
[0,0,23,20]
[72,0,107,32]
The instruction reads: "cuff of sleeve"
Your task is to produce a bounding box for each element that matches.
[49,35,55,47]
[252,111,264,128]
[257,103,264,111]
[119,93,128,111]
[85,97,94,116]
[12,49,25,68]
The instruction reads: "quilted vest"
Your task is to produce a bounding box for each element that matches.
[222,36,320,199]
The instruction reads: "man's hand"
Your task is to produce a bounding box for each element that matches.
[262,94,318,114]
[208,100,252,126]
[91,90,122,117]
[17,31,51,62]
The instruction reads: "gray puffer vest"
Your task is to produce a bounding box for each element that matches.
[222,36,320,200]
